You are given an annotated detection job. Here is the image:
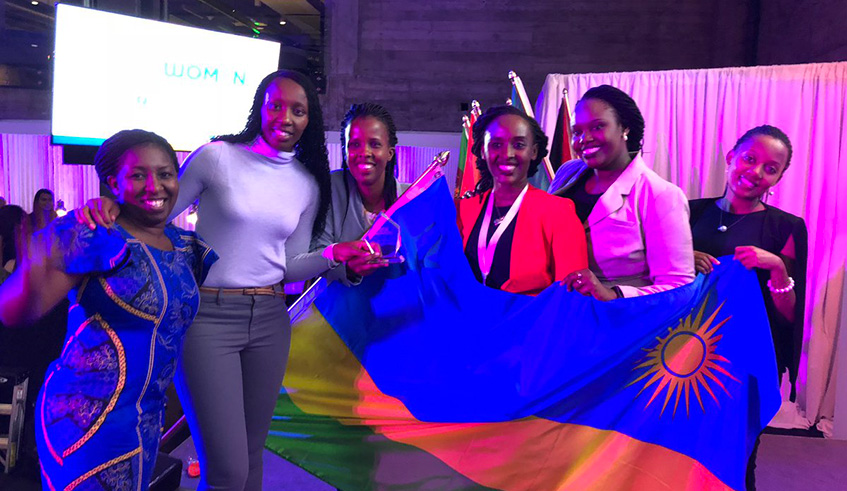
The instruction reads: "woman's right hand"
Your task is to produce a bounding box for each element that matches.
[331,240,373,263]
[334,240,388,277]
[76,197,120,230]
[694,251,720,274]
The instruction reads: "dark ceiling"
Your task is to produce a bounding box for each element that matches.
[0,0,326,91]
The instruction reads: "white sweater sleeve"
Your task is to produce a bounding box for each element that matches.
[168,143,221,221]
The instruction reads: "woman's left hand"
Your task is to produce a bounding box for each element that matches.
[562,268,618,302]
[733,246,785,272]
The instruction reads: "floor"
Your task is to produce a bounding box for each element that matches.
[169,436,333,491]
[2,433,846,490]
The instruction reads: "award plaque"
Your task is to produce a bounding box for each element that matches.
[365,212,404,263]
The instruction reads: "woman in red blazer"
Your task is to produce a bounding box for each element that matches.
[457,105,588,296]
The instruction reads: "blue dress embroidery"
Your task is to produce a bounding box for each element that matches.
[35,216,217,491]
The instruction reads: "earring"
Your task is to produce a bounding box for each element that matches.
[768,190,775,195]
[623,134,628,141]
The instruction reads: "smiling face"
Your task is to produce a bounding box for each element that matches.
[106,144,178,228]
[260,77,309,152]
[571,98,630,171]
[482,114,539,191]
[725,134,790,201]
[344,116,395,190]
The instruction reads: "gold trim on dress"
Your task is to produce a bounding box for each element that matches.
[133,242,167,491]
[63,314,128,458]
[99,278,158,321]
[64,446,141,491]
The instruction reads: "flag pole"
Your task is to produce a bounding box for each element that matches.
[455,100,482,200]
[563,88,575,160]
[454,115,471,199]
[289,151,451,322]
[509,70,555,182]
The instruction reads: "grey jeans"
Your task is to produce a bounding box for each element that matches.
[175,287,290,491]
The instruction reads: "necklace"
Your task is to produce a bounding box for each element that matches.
[492,205,507,227]
[716,200,756,233]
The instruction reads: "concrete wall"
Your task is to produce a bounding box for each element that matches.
[3,1,846,131]
[322,0,757,132]
[757,0,847,65]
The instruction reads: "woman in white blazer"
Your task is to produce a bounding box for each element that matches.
[550,85,694,300]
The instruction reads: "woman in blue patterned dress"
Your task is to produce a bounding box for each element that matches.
[0,129,217,490]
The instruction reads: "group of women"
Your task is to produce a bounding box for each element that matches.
[0,68,806,491]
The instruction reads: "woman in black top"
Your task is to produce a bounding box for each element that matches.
[690,125,807,397]
[689,125,807,489]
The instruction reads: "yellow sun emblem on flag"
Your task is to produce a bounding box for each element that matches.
[628,295,740,417]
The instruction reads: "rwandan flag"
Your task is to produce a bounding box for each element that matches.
[266,177,780,491]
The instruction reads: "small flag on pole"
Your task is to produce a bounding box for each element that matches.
[454,101,481,200]
[508,71,555,189]
[549,88,575,172]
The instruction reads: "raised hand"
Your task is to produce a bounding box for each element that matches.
[76,196,120,230]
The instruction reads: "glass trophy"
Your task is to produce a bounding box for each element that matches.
[365,212,404,263]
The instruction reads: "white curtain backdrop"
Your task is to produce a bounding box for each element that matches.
[0,135,196,228]
[326,142,460,191]
[535,62,847,433]
[0,136,456,229]
[0,134,101,214]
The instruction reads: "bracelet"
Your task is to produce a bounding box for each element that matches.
[767,276,795,294]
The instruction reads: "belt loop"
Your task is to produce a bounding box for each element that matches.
[216,288,223,305]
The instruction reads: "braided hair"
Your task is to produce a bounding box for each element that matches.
[213,69,331,240]
[94,129,179,184]
[577,85,645,155]
[470,105,549,196]
[339,102,400,209]
[732,125,793,172]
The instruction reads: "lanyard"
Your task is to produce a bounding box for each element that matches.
[477,185,528,283]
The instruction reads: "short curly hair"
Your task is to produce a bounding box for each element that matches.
[94,129,179,184]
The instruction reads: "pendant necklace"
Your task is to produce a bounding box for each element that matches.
[492,205,506,227]
[717,200,754,233]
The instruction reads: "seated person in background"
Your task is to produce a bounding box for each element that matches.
[689,124,806,400]
[288,102,409,284]
[550,85,694,300]
[457,105,587,296]
[0,129,217,490]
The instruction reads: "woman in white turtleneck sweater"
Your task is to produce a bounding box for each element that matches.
[78,70,378,490]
